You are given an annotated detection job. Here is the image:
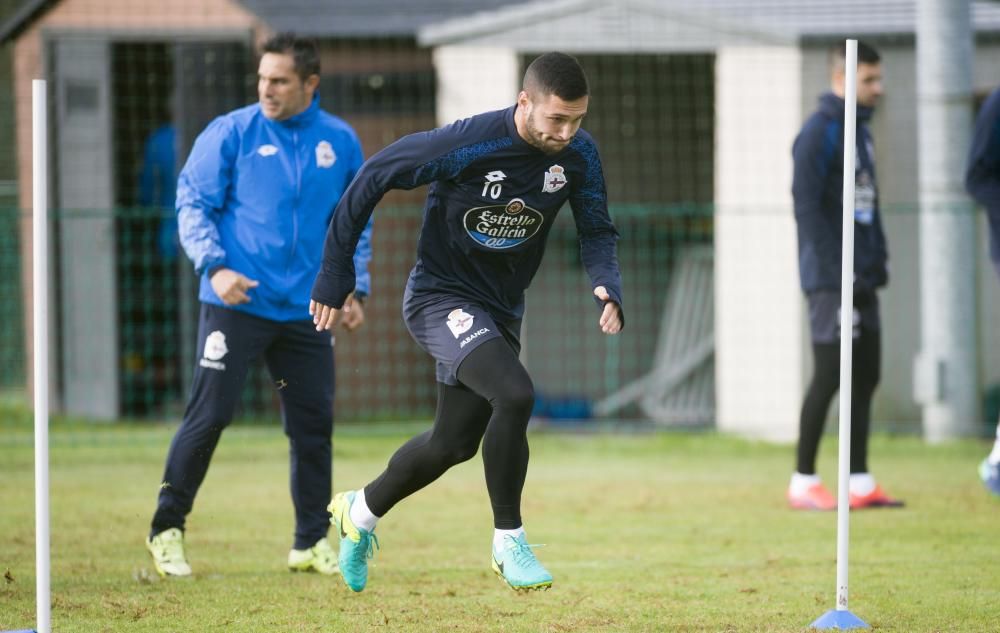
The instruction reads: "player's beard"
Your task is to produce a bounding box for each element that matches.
[524,110,566,155]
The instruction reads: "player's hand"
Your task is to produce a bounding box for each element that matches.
[210,268,259,305]
[311,295,354,332]
[339,295,366,332]
[594,286,622,334]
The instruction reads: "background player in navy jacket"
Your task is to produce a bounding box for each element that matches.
[965,86,1000,496]
[788,41,902,511]
[145,33,373,578]
[310,52,623,593]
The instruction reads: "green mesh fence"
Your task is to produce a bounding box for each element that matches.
[0,206,24,393]
[0,203,709,426]
[115,207,184,418]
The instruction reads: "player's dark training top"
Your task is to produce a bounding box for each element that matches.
[311,105,624,322]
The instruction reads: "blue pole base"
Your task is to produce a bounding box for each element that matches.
[810,609,869,630]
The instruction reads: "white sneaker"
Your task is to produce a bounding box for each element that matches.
[146,527,192,577]
[288,537,339,575]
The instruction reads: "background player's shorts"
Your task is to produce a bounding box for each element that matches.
[403,289,521,385]
[807,289,880,344]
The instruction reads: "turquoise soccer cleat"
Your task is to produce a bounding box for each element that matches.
[328,491,378,592]
[491,533,553,592]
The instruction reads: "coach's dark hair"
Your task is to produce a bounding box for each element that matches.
[523,52,589,101]
[261,32,321,80]
[829,40,881,69]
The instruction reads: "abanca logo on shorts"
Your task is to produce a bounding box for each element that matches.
[459,328,490,349]
[463,198,544,250]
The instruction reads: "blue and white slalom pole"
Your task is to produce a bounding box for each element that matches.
[810,40,869,632]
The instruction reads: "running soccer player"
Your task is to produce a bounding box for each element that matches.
[310,52,624,592]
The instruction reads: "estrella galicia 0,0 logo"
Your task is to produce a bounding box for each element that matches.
[462,198,544,250]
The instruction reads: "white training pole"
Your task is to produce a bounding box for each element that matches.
[835,40,858,615]
[811,39,868,631]
[33,78,52,633]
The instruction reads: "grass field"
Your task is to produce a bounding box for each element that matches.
[2,422,999,632]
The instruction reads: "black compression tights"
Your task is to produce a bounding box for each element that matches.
[364,338,534,529]
[797,329,881,475]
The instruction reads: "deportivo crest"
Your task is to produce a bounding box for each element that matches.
[316,140,336,168]
[542,165,567,193]
[446,309,475,338]
[203,330,229,361]
[200,330,229,371]
[463,198,544,250]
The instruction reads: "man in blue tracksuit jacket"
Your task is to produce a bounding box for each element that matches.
[788,41,902,512]
[965,86,1000,496]
[309,52,623,594]
[146,34,373,578]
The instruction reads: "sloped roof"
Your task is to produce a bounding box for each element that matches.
[0,0,534,43]
[0,0,51,44]
[238,0,532,37]
[420,0,1000,50]
[4,0,1000,46]
[687,0,1000,36]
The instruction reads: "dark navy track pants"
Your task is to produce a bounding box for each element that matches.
[151,303,334,550]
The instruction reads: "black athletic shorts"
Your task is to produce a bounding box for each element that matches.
[402,288,521,385]
[806,289,880,344]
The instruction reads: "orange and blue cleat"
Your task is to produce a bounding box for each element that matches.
[787,483,837,511]
[849,485,904,509]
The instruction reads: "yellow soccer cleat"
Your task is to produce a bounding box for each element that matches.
[288,537,339,575]
[146,527,192,577]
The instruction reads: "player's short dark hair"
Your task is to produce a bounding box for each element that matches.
[829,40,881,68]
[523,52,589,101]
[261,32,321,80]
